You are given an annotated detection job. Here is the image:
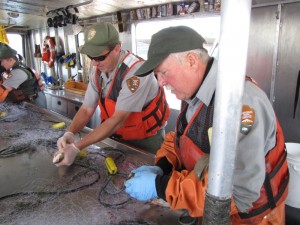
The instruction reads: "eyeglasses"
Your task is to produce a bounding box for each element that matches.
[87,49,113,62]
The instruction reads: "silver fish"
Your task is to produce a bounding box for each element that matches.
[53,152,64,164]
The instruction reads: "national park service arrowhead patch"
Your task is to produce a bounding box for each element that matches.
[126,76,140,93]
[240,105,255,135]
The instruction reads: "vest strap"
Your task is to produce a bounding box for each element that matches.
[239,150,289,219]
[142,88,167,133]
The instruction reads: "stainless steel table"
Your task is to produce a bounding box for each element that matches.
[0,102,182,225]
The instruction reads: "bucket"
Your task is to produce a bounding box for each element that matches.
[285,142,300,208]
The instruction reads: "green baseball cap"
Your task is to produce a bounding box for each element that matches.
[136,26,206,76]
[0,44,17,60]
[79,22,120,57]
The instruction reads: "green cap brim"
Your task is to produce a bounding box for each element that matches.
[79,43,108,57]
[136,53,169,77]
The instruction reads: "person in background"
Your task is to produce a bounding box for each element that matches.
[0,63,5,76]
[54,22,170,166]
[0,44,46,108]
[125,26,289,225]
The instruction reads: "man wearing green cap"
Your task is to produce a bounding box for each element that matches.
[124,26,288,224]
[0,44,46,108]
[54,22,170,166]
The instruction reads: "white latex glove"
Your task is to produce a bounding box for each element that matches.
[53,143,80,167]
[57,131,74,149]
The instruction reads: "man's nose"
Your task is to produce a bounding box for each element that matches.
[92,60,98,66]
[157,75,167,87]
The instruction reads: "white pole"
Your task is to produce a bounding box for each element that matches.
[203,0,252,224]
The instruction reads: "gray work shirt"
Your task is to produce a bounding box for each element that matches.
[83,50,159,112]
[3,69,27,88]
[184,59,277,212]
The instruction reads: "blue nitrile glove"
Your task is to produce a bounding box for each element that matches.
[131,165,163,176]
[125,171,157,201]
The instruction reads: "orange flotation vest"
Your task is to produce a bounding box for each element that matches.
[174,78,288,224]
[94,52,170,140]
[41,36,55,68]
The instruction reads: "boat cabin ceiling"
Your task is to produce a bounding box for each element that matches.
[0,0,291,32]
[0,0,185,31]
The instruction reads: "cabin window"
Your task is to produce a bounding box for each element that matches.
[78,32,84,61]
[7,33,23,58]
[132,16,221,110]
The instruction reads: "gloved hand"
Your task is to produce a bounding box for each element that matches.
[131,165,163,176]
[53,143,80,167]
[125,171,157,201]
[57,131,74,149]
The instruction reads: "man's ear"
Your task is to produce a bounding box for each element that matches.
[186,52,199,70]
[114,44,121,52]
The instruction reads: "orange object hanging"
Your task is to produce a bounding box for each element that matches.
[41,36,55,68]
[0,24,9,45]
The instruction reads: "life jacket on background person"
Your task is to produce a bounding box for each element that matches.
[41,36,55,68]
[94,52,170,141]
[20,65,44,91]
[15,54,44,91]
[5,62,42,102]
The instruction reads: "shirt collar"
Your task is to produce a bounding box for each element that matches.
[188,58,218,107]
[100,50,126,81]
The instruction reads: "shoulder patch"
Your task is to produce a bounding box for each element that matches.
[240,105,255,135]
[2,71,12,80]
[126,76,140,93]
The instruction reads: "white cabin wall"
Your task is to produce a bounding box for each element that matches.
[119,31,132,53]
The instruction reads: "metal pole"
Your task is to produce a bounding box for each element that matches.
[202,0,252,224]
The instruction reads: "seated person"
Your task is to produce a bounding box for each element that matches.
[0,44,46,108]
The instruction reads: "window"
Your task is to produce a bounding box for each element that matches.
[7,33,23,58]
[132,16,221,109]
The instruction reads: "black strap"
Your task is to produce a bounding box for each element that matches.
[239,173,289,219]
[239,151,289,219]
[264,173,276,209]
[293,70,300,118]
[142,88,167,133]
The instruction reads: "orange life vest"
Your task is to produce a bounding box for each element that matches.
[94,52,170,140]
[174,89,288,224]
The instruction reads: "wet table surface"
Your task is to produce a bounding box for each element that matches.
[0,102,182,225]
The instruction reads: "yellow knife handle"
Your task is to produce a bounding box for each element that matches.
[52,122,66,129]
[105,157,118,174]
